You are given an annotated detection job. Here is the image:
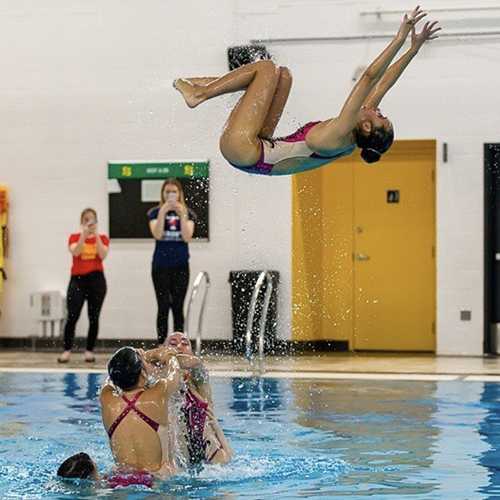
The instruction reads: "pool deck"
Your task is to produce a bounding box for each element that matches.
[2,350,500,381]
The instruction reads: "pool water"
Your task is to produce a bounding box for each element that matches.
[0,372,500,499]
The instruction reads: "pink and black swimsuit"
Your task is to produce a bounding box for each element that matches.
[228,121,356,176]
[180,385,225,464]
[107,391,159,439]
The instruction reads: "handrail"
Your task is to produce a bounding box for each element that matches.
[185,271,211,356]
[245,271,274,375]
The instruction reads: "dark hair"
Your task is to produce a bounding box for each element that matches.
[107,347,143,390]
[356,125,394,164]
[57,453,95,479]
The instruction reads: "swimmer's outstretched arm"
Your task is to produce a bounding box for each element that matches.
[145,347,201,372]
[364,20,440,109]
[144,346,178,365]
[333,6,427,134]
[163,355,183,396]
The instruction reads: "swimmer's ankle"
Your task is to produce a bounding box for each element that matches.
[173,78,204,108]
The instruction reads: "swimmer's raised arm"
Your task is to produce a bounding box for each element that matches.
[180,357,211,399]
[334,6,427,134]
[364,20,440,109]
[145,346,201,369]
[162,355,183,397]
[145,347,202,391]
[144,346,178,365]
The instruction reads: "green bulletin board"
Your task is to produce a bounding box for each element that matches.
[108,160,209,240]
[108,161,209,180]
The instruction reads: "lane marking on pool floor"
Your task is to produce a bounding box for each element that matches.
[2,367,500,381]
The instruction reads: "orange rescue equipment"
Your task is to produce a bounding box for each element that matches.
[0,185,8,295]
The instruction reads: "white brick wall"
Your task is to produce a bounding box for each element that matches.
[0,0,497,354]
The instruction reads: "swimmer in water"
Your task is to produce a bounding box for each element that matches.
[57,453,101,481]
[99,345,201,484]
[174,6,439,175]
[155,332,233,465]
[57,452,156,489]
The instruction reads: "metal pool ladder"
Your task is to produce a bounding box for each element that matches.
[245,270,274,375]
[185,271,211,356]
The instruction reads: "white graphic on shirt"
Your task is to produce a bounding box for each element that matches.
[162,213,182,242]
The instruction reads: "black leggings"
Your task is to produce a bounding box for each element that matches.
[152,266,190,344]
[63,271,107,351]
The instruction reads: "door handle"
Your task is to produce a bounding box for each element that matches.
[357,253,370,261]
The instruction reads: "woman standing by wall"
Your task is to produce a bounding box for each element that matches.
[148,179,195,345]
[58,208,109,363]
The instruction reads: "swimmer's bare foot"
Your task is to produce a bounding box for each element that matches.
[173,78,204,108]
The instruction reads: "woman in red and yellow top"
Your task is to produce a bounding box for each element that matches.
[58,208,109,363]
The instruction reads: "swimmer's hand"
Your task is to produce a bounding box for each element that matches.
[397,6,427,40]
[411,20,441,50]
[176,354,202,370]
[144,346,178,365]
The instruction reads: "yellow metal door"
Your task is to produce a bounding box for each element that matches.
[292,140,436,351]
[292,156,355,342]
[353,140,436,351]
[291,170,326,340]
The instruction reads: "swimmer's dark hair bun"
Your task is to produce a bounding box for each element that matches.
[361,148,382,164]
[109,367,126,382]
[107,347,142,390]
[57,452,95,479]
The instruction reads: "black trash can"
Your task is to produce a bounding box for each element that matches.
[229,270,280,355]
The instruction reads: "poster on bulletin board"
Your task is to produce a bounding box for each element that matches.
[107,160,209,240]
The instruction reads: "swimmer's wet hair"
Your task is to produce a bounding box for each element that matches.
[57,452,95,480]
[356,125,394,164]
[107,346,143,390]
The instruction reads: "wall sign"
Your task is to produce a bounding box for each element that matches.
[387,190,400,203]
[108,161,209,180]
[108,160,209,239]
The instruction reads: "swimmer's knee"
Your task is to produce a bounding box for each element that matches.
[256,59,280,77]
[219,134,260,166]
[279,66,292,83]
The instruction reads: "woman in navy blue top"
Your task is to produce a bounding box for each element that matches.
[148,179,195,344]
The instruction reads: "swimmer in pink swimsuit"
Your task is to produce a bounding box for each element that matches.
[100,346,201,479]
[230,121,355,176]
[57,452,156,489]
[163,332,234,465]
[174,7,439,175]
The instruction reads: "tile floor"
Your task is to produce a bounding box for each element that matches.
[1,350,500,377]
